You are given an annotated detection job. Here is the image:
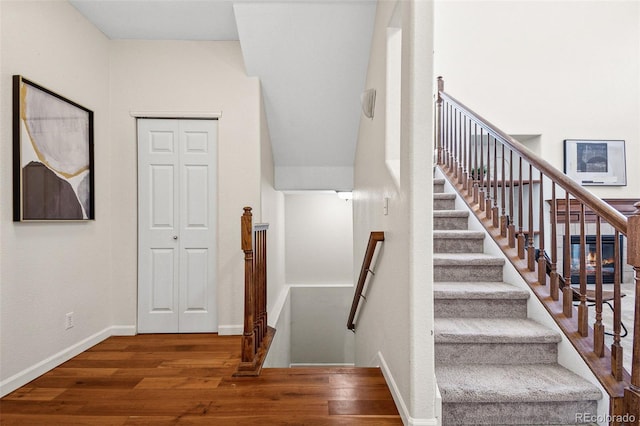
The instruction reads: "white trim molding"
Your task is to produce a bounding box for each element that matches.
[217,325,243,335]
[111,325,136,336]
[129,111,222,119]
[377,351,439,426]
[289,363,355,368]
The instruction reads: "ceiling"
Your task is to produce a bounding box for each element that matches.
[70,0,377,190]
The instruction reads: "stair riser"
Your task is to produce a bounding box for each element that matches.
[435,299,527,318]
[436,342,558,365]
[434,198,456,210]
[433,182,600,426]
[434,238,483,253]
[441,400,598,425]
[434,265,503,282]
[434,217,468,231]
[434,182,445,193]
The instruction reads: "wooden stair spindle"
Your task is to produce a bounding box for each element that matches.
[517,157,525,259]
[473,123,480,204]
[612,229,624,381]
[492,137,499,228]
[485,136,492,219]
[537,171,546,286]
[479,128,486,211]
[563,191,573,318]
[500,143,507,237]
[624,202,640,418]
[527,163,535,271]
[549,183,559,301]
[593,216,604,357]
[578,203,588,337]
[436,76,444,165]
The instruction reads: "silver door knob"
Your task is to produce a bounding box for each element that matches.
[173,235,178,240]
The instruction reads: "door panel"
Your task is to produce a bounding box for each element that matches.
[150,248,177,311]
[184,165,208,228]
[138,119,217,333]
[151,165,175,228]
[178,120,216,332]
[184,248,208,310]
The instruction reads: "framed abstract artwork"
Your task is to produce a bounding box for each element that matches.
[563,139,626,186]
[13,75,94,221]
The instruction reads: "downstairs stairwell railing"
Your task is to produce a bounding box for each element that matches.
[435,77,640,420]
[235,207,274,376]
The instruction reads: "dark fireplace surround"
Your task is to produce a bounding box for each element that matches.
[567,235,623,285]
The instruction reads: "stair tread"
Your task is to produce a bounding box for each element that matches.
[433,210,468,217]
[436,364,601,403]
[435,318,561,343]
[433,230,485,239]
[434,282,529,299]
[434,193,456,199]
[434,253,505,266]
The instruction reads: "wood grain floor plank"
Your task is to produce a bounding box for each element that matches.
[134,377,222,389]
[328,399,400,416]
[0,334,401,424]
[0,414,129,426]
[0,387,66,401]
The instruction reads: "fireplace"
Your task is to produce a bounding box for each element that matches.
[567,235,623,284]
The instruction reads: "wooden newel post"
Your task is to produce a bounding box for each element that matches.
[436,76,444,165]
[624,201,640,422]
[241,207,256,363]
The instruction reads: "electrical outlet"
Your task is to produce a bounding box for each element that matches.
[65,312,74,330]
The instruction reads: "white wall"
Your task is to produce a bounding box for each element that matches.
[285,193,353,284]
[353,0,436,423]
[0,1,113,392]
[290,286,354,365]
[259,84,289,365]
[283,192,355,365]
[108,40,263,333]
[434,0,640,199]
[1,5,268,395]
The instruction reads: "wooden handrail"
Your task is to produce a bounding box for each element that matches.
[438,87,627,234]
[435,76,640,420]
[347,231,385,331]
[235,207,274,377]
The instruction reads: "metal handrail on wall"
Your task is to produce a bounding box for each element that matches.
[435,76,640,420]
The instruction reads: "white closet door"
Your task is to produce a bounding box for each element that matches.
[137,119,217,333]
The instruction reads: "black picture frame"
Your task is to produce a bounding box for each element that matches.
[563,139,626,186]
[13,75,95,221]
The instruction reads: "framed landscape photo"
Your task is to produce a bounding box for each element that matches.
[563,139,626,186]
[13,75,94,221]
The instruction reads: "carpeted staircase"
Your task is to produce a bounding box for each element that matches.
[433,177,602,425]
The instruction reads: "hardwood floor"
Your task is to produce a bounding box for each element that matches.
[0,334,401,425]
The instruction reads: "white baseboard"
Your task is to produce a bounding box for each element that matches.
[0,325,128,397]
[289,363,355,368]
[217,325,243,335]
[376,351,439,426]
[110,325,136,336]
